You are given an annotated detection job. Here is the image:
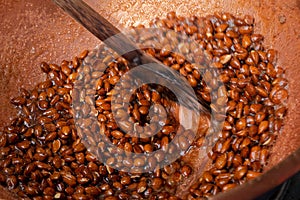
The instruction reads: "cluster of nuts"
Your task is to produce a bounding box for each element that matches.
[0,11,287,200]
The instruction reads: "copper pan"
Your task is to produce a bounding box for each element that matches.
[0,0,299,199]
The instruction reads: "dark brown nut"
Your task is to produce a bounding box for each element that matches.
[203,171,213,183]
[258,121,269,134]
[11,96,26,106]
[44,123,57,132]
[132,144,142,154]
[24,185,40,196]
[45,132,57,141]
[236,102,244,118]
[215,153,227,170]
[272,77,288,87]
[138,106,149,115]
[251,34,263,42]
[216,23,229,32]
[250,104,262,113]
[275,106,287,118]
[256,86,268,98]
[33,151,48,162]
[24,163,36,176]
[85,186,101,196]
[38,116,52,125]
[38,92,49,101]
[246,171,262,179]
[112,182,123,191]
[250,50,259,65]
[255,112,266,124]
[250,146,261,162]
[161,136,169,151]
[239,25,253,34]
[187,74,198,87]
[222,183,237,192]
[119,176,130,186]
[43,187,56,196]
[234,165,248,180]
[229,56,241,69]
[39,80,52,90]
[232,154,243,168]
[62,172,77,186]
[260,148,269,165]
[220,138,231,153]
[16,140,30,150]
[270,86,288,104]
[126,182,138,191]
[248,125,258,136]
[249,65,260,75]
[236,118,246,131]
[111,130,124,139]
[40,62,51,73]
[215,177,230,188]
[49,95,60,106]
[52,139,61,153]
[223,121,232,131]
[245,84,257,97]
[79,50,89,59]
[242,35,251,48]
[225,151,234,168]
[61,64,72,76]
[151,177,163,191]
[23,127,34,137]
[267,49,276,63]
[226,30,239,38]
[240,137,251,149]
[137,181,147,193]
[49,64,61,71]
[199,183,213,194]
[61,126,71,135]
[73,143,86,153]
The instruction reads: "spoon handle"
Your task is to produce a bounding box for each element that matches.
[53,0,143,63]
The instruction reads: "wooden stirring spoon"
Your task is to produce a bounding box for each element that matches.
[52,0,211,113]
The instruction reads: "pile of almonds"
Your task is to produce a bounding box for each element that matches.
[0,12,287,200]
